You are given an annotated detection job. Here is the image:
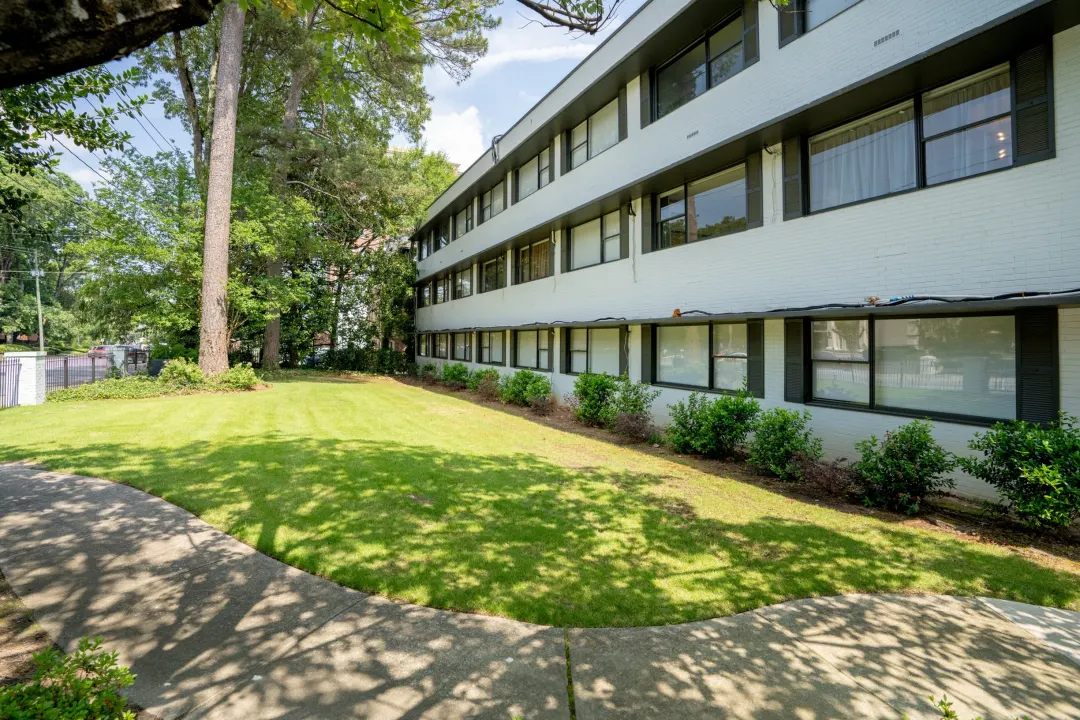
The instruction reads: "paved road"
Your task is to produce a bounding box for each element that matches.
[1,463,1078,719]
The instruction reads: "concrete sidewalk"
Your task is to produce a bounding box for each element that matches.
[1,463,1078,719]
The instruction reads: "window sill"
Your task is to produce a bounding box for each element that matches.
[651,381,759,398]
[804,400,1002,428]
[566,256,626,274]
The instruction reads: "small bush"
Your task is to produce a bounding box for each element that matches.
[420,363,439,382]
[958,413,1080,532]
[500,370,551,407]
[572,373,619,425]
[47,377,168,403]
[159,357,204,386]
[0,636,136,720]
[214,363,258,390]
[440,363,470,390]
[854,420,956,515]
[748,408,823,481]
[801,457,860,498]
[606,375,660,442]
[667,391,760,458]
[467,368,501,398]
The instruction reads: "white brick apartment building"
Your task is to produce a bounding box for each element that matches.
[411,0,1080,499]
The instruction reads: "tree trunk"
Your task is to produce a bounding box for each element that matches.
[172,31,205,181]
[197,0,245,376]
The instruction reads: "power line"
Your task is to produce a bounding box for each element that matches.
[118,87,180,154]
[49,136,113,186]
[89,95,166,154]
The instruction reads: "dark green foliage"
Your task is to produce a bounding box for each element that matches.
[0,636,136,720]
[320,348,411,375]
[605,375,660,441]
[854,420,956,516]
[748,408,823,481]
[572,372,619,425]
[420,363,439,382]
[467,368,501,399]
[958,413,1080,532]
[47,377,171,403]
[440,363,469,390]
[499,370,551,407]
[216,363,259,391]
[150,343,198,362]
[667,391,761,458]
[158,357,204,386]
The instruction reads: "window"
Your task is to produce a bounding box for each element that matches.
[567,327,622,375]
[809,102,917,212]
[539,148,551,188]
[437,218,450,250]
[657,325,710,387]
[482,182,506,221]
[569,211,621,270]
[418,334,430,357]
[657,164,747,250]
[454,267,472,299]
[418,282,432,308]
[811,319,870,404]
[516,239,552,284]
[481,256,506,293]
[454,205,472,240]
[923,64,1012,186]
[435,276,450,304]
[453,332,472,362]
[517,155,539,201]
[434,333,449,359]
[805,0,861,31]
[419,232,431,260]
[480,331,504,364]
[568,98,620,171]
[515,329,551,370]
[808,315,1018,421]
[712,323,747,391]
[656,13,744,119]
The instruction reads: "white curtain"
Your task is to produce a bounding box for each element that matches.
[810,103,916,211]
[589,99,620,158]
[518,156,539,200]
[572,219,602,269]
[589,329,621,376]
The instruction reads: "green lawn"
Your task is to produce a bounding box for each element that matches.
[2,375,1078,627]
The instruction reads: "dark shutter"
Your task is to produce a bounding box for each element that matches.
[619,326,629,376]
[476,194,484,226]
[745,150,763,228]
[784,319,805,403]
[510,169,518,205]
[1013,43,1054,166]
[742,0,759,67]
[640,194,654,254]
[620,204,630,260]
[561,130,572,176]
[747,319,764,398]
[509,331,517,367]
[618,86,629,141]
[1016,308,1058,424]
[778,0,801,47]
[547,329,555,371]
[547,235,555,276]
[782,137,805,220]
[548,139,556,184]
[502,176,509,208]
[639,70,653,129]
[560,328,570,374]
[561,228,571,273]
[640,324,654,383]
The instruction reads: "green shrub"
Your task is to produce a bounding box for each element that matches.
[159,357,204,386]
[0,637,136,720]
[47,377,168,403]
[420,363,439,382]
[440,363,470,390]
[467,368,501,394]
[667,391,760,458]
[748,408,823,481]
[572,372,619,425]
[606,375,660,441]
[958,412,1080,532]
[854,420,955,515]
[500,370,551,407]
[214,363,258,391]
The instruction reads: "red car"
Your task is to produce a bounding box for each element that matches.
[87,345,113,358]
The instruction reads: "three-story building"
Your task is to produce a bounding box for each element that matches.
[411,0,1080,499]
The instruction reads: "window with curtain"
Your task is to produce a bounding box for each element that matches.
[517,155,540,200]
[811,319,870,404]
[805,0,862,30]
[810,102,917,212]
[570,219,601,270]
[515,330,550,369]
[454,268,472,299]
[712,323,748,391]
[517,240,551,283]
[656,13,744,119]
[658,164,746,249]
[481,331,503,364]
[923,64,1012,186]
[567,328,623,378]
[569,98,620,170]
[435,334,449,359]
[481,256,506,292]
[453,332,471,361]
[875,315,1015,419]
[657,325,710,387]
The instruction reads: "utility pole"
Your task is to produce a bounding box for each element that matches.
[31,250,44,352]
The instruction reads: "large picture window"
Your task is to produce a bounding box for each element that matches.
[809,102,917,212]
[655,322,760,393]
[454,267,472,299]
[566,327,622,375]
[657,163,747,250]
[657,325,710,387]
[569,98,620,171]
[434,333,449,359]
[482,182,506,221]
[656,12,744,119]
[516,239,552,284]
[808,315,1018,421]
[514,329,551,370]
[481,256,506,293]
[480,331,504,364]
[453,332,471,362]
[569,211,621,270]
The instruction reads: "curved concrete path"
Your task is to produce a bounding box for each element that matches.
[1,463,1078,720]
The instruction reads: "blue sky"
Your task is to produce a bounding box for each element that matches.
[56,0,646,191]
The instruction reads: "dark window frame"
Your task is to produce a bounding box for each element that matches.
[515,148,551,203]
[481,181,506,222]
[567,96,621,172]
[778,0,863,47]
[433,333,449,359]
[417,282,432,308]
[799,311,1026,426]
[417,334,431,357]
[434,276,451,304]
[452,331,472,362]
[515,239,553,285]
[453,266,473,300]
[654,9,745,121]
[453,204,473,241]
[567,211,623,272]
[512,328,553,371]
[649,321,763,397]
[563,326,627,376]
[480,255,507,293]
[653,159,751,252]
[479,330,506,366]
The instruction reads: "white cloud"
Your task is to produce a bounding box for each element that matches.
[423,106,486,169]
[474,43,596,75]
